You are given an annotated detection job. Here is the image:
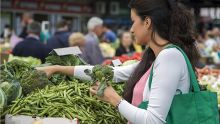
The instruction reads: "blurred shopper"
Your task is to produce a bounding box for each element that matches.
[68,32,87,60]
[194,33,207,55]
[83,17,104,65]
[0,24,12,44]
[12,22,49,63]
[116,32,135,56]
[212,27,220,47]
[1,24,12,39]
[102,24,117,43]
[19,13,34,39]
[10,31,23,49]
[68,32,86,49]
[46,20,70,51]
[204,30,218,52]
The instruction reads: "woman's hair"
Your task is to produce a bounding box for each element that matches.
[123,0,200,103]
[68,32,85,46]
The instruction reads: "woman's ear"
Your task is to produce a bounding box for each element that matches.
[144,17,152,30]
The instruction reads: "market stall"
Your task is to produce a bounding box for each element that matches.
[0,48,126,124]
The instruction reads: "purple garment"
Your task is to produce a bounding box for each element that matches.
[81,33,104,65]
[10,34,23,49]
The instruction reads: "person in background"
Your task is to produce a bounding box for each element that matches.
[46,20,71,51]
[68,32,87,61]
[204,30,218,52]
[83,17,105,65]
[19,12,34,39]
[66,20,73,32]
[212,27,220,47]
[0,24,12,44]
[194,33,206,55]
[10,30,23,49]
[68,32,86,49]
[12,22,49,63]
[1,24,12,39]
[193,33,206,68]
[116,32,136,56]
[102,24,117,43]
[40,31,51,44]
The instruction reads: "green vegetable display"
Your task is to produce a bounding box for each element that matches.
[0,60,51,104]
[0,55,127,123]
[4,81,126,124]
[85,65,114,97]
[0,60,27,105]
[8,55,41,66]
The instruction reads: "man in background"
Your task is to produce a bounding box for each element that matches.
[46,20,71,51]
[13,22,49,63]
[82,17,105,65]
[19,12,34,39]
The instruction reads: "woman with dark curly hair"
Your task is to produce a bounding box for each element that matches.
[91,0,201,123]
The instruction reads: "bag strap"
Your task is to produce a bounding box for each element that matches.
[148,44,200,92]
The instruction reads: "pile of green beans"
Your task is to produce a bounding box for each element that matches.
[6,80,126,124]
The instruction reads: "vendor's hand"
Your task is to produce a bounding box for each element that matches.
[90,83,122,107]
[36,65,59,77]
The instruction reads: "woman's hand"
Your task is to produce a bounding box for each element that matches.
[36,65,75,77]
[90,83,122,107]
[36,65,59,77]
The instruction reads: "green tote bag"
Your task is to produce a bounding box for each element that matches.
[138,44,219,124]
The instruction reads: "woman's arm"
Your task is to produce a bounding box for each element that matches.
[36,62,139,82]
[113,62,139,82]
[73,62,139,82]
[36,65,75,77]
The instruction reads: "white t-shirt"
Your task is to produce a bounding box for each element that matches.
[74,48,190,124]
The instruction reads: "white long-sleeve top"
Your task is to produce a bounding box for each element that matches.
[74,48,190,124]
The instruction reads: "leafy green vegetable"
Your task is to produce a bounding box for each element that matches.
[0,59,32,80]
[0,88,7,110]
[20,70,51,95]
[85,65,114,97]
[0,60,28,105]
[45,53,87,84]
[0,60,51,100]
[45,53,86,66]
[0,81,22,104]
[49,73,66,85]
[8,55,41,66]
